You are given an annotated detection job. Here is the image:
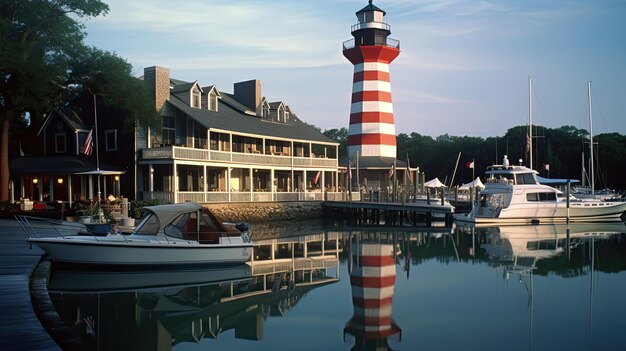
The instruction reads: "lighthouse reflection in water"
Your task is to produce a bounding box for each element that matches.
[45,223,626,350]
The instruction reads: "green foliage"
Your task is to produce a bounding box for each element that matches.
[130,199,169,219]
[69,47,161,131]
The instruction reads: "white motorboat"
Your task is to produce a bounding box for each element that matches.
[455,157,626,224]
[19,202,253,266]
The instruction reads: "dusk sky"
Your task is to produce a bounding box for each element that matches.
[82,0,626,138]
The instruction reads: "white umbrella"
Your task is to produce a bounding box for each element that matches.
[459,177,484,191]
[424,177,446,188]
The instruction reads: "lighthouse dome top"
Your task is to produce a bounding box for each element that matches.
[356,0,386,16]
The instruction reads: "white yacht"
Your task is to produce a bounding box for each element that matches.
[455,157,626,224]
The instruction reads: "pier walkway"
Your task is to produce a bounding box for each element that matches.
[323,200,454,227]
[0,219,59,350]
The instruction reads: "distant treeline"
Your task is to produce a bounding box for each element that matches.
[323,125,626,190]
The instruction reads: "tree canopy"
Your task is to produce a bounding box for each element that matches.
[0,0,159,201]
[323,125,626,190]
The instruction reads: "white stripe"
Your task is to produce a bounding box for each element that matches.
[351,286,395,300]
[354,62,390,73]
[350,101,394,114]
[356,265,397,278]
[349,145,396,158]
[349,123,396,136]
[352,306,394,319]
[352,81,392,93]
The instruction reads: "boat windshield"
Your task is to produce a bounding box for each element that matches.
[164,210,225,240]
[515,173,537,185]
[134,213,160,235]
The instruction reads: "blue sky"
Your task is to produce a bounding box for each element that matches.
[82,0,626,137]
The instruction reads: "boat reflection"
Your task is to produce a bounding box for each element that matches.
[47,233,340,350]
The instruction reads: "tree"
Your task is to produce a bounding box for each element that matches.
[0,0,109,201]
[323,127,348,160]
[69,46,160,131]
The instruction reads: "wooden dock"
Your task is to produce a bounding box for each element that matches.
[323,200,454,227]
[0,219,59,350]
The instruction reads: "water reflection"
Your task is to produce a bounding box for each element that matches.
[44,223,626,350]
[47,233,340,350]
[343,233,402,350]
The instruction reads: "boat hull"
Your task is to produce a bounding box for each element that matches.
[28,237,253,266]
[455,201,626,224]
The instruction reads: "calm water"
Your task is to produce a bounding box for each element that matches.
[46,222,626,351]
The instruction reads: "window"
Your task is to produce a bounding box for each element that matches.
[54,132,66,153]
[515,173,537,185]
[526,192,557,202]
[209,91,218,111]
[162,116,175,145]
[105,129,117,151]
[191,89,201,108]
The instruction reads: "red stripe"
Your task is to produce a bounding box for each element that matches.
[358,255,395,266]
[348,134,397,146]
[343,45,400,65]
[353,71,390,82]
[350,275,396,288]
[352,296,394,308]
[351,91,392,103]
[350,112,395,125]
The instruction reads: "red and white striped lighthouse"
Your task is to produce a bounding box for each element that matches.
[343,1,400,159]
[344,241,401,347]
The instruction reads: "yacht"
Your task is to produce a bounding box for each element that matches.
[455,157,626,224]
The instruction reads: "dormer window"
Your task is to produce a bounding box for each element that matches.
[285,111,290,121]
[262,102,270,118]
[191,89,201,109]
[209,90,218,111]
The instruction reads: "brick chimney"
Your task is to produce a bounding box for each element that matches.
[233,79,262,112]
[144,66,170,111]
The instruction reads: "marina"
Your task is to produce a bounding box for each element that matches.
[4,216,626,350]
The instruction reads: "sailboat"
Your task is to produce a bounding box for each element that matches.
[572,82,617,201]
[455,78,626,224]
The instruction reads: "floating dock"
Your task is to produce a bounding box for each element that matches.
[323,200,454,227]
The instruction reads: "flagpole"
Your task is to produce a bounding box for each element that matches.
[94,93,101,201]
[472,158,475,180]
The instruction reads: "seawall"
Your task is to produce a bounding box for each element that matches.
[204,201,323,224]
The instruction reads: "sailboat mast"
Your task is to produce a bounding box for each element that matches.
[528,76,533,170]
[587,81,594,195]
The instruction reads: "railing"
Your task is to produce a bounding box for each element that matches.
[141,146,337,168]
[342,36,400,50]
[142,190,347,203]
[351,21,391,32]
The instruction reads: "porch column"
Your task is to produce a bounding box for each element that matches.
[249,168,253,202]
[20,176,25,200]
[173,162,177,203]
[270,169,275,199]
[227,167,231,202]
[303,171,307,194]
[88,176,94,200]
[149,164,154,192]
[68,175,72,207]
[203,166,207,202]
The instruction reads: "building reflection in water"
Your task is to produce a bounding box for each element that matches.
[343,232,402,351]
[46,232,341,350]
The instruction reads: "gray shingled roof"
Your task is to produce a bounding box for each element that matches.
[166,94,335,144]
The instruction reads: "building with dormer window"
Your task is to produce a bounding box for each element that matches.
[136,66,343,204]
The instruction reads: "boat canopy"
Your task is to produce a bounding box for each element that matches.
[460,177,485,191]
[536,176,580,185]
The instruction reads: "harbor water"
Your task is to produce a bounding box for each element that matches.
[40,221,626,350]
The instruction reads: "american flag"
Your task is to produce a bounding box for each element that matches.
[81,129,93,155]
[312,171,321,185]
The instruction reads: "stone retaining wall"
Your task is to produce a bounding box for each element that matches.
[204,202,323,224]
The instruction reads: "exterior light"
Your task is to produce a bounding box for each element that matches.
[32,178,38,184]
[57,178,63,184]
[114,175,120,181]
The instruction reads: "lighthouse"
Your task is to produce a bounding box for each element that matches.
[343,0,400,159]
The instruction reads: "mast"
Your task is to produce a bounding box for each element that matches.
[587,81,594,195]
[528,76,533,170]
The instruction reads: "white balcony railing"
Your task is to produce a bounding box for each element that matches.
[141,146,338,168]
[142,190,348,204]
